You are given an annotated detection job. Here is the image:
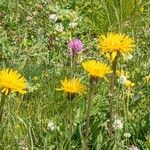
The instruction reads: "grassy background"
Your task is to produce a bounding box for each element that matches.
[0,0,150,149]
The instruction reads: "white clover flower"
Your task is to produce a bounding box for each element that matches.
[47,121,57,131]
[49,14,58,22]
[128,145,140,150]
[26,16,33,21]
[69,22,78,28]
[113,119,123,130]
[124,132,131,138]
[118,75,127,84]
[55,24,64,32]
[20,141,29,150]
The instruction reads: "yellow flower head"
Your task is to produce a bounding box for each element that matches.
[82,60,112,78]
[99,33,134,61]
[140,7,144,13]
[124,80,135,88]
[144,74,150,82]
[0,69,27,95]
[60,78,86,95]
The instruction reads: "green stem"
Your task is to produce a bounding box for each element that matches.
[0,94,6,124]
[126,89,130,119]
[68,94,74,150]
[71,54,76,78]
[124,92,127,146]
[84,77,94,150]
[40,98,44,131]
[48,34,55,68]
[125,88,130,146]
[109,56,118,141]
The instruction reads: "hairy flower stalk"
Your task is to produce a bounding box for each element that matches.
[48,34,55,67]
[0,68,27,123]
[68,93,75,150]
[58,78,86,150]
[70,54,76,77]
[82,60,111,149]
[40,97,44,131]
[124,92,129,146]
[84,77,94,150]
[99,33,134,142]
[68,38,84,77]
[109,55,118,141]
[0,94,6,123]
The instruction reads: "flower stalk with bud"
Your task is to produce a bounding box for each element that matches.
[99,32,134,141]
[58,78,86,150]
[68,38,84,77]
[0,68,27,123]
[82,60,111,149]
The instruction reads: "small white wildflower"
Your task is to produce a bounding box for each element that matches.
[69,22,78,28]
[128,145,140,150]
[20,141,29,150]
[124,132,131,138]
[78,16,83,21]
[71,10,76,16]
[113,119,123,130]
[47,121,57,131]
[33,11,38,16]
[26,16,33,21]
[118,75,127,84]
[49,14,58,22]
[126,54,133,60]
[55,24,64,32]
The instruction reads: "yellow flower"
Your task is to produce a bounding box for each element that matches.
[144,74,150,82]
[140,7,144,13]
[60,78,86,95]
[0,69,27,95]
[82,60,112,78]
[124,80,135,88]
[99,33,134,61]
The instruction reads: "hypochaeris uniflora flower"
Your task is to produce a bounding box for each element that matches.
[99,33,135,61]
[82,60,112,79]
[60,78,86,95]
[0,69,27,95]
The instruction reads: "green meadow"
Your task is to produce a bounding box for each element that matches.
[0,0,150,149]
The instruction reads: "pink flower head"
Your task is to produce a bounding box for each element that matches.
[68,38,84,55]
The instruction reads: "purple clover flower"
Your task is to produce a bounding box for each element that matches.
[68,38,84,55]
